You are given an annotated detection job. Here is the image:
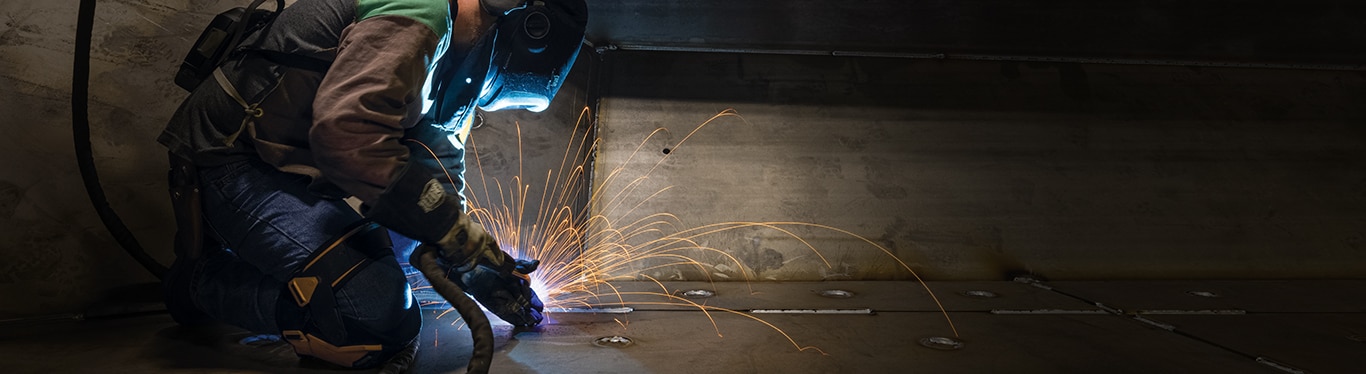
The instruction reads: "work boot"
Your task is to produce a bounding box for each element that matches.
[162,255,213,326]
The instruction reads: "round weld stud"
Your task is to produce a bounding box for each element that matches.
[817,289,855,299]
[593,335,634,348]
[919,336,965,351]
[1186,290,1222,298]
[960,290,999,298]
[678,289,715,299]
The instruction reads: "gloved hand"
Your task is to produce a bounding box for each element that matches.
[429,218,544,327]
[365,154,543,326]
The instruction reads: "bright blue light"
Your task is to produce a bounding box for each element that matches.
[482,94,550,112]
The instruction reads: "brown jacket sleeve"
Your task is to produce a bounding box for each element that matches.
[310,15,439,203]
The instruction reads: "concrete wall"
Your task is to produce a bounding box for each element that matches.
[1,0,209,317]
[592,51,1366,281]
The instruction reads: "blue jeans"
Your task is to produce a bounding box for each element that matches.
[187,158,420,343]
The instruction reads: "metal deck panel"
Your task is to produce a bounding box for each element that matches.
[3,281,1346,373]
[1142,313,1366,374]
[1045,280,1366,313]
[545,280,1100,313]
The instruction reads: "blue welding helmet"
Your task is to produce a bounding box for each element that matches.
[424,0,586,129]
[475,0,588,112]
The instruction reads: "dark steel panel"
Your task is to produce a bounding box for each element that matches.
[11,283,1360,374]
[588,0,1366,66]
[546,280,1099,312]
[428,312,1271,374]
[594,51,1366,280]
[1047,280,1366,313]
[1147,314,1366,374]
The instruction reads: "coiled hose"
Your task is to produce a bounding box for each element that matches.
[411,246,495,374]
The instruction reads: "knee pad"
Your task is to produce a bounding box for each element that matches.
[275,221,422,369]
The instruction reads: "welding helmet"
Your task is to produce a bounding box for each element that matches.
[476,0,587,112]
[424,0,587,129]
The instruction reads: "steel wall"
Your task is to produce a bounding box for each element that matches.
[591,51,1366,281]
[585,0,1366,68]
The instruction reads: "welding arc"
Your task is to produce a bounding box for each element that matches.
[412,247,494,374]
[73,0,168,280]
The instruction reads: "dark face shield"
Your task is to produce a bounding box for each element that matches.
[476,0,587,112]
[423,0,587,129]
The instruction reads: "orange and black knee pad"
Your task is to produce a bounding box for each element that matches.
[275,221,422,368]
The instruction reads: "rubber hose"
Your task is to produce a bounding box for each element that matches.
[411,246,494,374]
[74,0,168,280]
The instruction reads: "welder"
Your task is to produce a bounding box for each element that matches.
[156,0,586,369]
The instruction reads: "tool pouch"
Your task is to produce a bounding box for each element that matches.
[168,152,206,260]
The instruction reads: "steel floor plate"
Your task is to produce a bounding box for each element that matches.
[542,280,1100,312]
[1142,313,1366,374]
[1044,280,1366,313]
[1,281,1358,373]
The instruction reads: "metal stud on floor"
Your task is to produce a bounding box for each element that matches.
[593,335,634,348]
[816,289,854,299]
[677,289,715,299]
[960,290,999,298]
[918,336,965,351]
[1186,290,1222,298]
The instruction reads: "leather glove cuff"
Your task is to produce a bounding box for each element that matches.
[365,161,464,244]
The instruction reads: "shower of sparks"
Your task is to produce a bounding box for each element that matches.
[411,107,959,352]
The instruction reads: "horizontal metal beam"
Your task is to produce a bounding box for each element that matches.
[600,43,1366,71]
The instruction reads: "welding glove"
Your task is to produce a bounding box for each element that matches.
[428,232,546,327]
[366,159,544,327]
[401,121,467,199]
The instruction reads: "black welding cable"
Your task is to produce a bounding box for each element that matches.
[411,247,494,374]
[74,0,168,279]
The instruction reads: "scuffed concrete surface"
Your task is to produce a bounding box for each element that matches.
[0,0,238,317]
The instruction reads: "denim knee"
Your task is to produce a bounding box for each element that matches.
[335,258,422,346]
[275,236,422,368]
